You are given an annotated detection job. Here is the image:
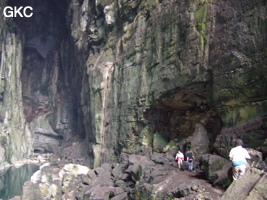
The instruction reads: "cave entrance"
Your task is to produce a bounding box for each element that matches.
[143,84,222,151]
[6,0,87,155]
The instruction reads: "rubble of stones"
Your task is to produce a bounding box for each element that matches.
[18,152,225,200]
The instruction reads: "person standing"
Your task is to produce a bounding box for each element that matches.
[186,150,194,171]
[175,150,184,170]
[229,139,251,180]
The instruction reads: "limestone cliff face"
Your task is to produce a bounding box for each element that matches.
[0,0,32,164]
[0,0,87,166]
[68,0,267,167]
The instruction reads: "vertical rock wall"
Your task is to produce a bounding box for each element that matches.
[210,0,267,126]
[67,0,267,167]
[211,0,267,158]
[0,1,33,165]
[69,0,215,167]
[0,0,88,166]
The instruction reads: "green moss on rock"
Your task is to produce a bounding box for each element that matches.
[153,132,168,152]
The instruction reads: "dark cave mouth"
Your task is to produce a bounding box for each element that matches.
[6,0,87,153]
[143,84,222,144]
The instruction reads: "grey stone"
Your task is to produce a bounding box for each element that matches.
[221,168,264,200]
[245,174,267,200]
[112,164,125,180]
[110,192,128,200]
[86,185,116,200]
[115,180,127,190]
[90,175,114,188]
[88,169,97,180]
[101,162,113,172]
[201,154,232,187]
[94,166,112,178]
[151,152,170,165]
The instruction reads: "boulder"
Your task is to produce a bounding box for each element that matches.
[245,174,267,200]
[135,183,153,199]
[221,168,264,200]
[115,180,127,190]
[247,148,267,171]
[62,174,76,193]
[90,175,114,188]
[176,123,211,165]
[31,170,42,183]
[125,164,142,182]
[127,154,155,170]
[80,174,92,185]
[110,192,128,200]
[22,181,43,200]
[112,163,126,180]
[151,152,170,165]
[87,169,97,179]
[123,154,155,181]
[190,123,210,160]
[101,162,113,171]
[149,165,177,184]
[113,187,125,196]
[59,163,90,178]
[84,185,116,200]
[153,132,169,152]
[94,166,112,177]
[201,154,232,187]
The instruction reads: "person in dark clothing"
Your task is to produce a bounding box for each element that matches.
[186,150,194,171]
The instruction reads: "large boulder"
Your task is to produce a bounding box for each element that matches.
[122,154,156,182]
[201,154,232,187]
[190,123,210,160]
[84,185,116,200]
[177,123,210,163]
[112,163,127,180]
[59,163,90,178]
[245,174,267,200]
[247,148,267,171]
[121,153,155,174]
[151,152,173,166]
[22,181,44,200]
[221,168,264,200]
[110,192,128,200]
[153,132,169,152]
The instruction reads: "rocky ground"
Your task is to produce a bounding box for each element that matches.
[9,148,267,200]
[6,130,267,200]
[11,152,225,200]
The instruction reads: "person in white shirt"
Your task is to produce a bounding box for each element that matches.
[229,139,251,180]
[175,150,184,170]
